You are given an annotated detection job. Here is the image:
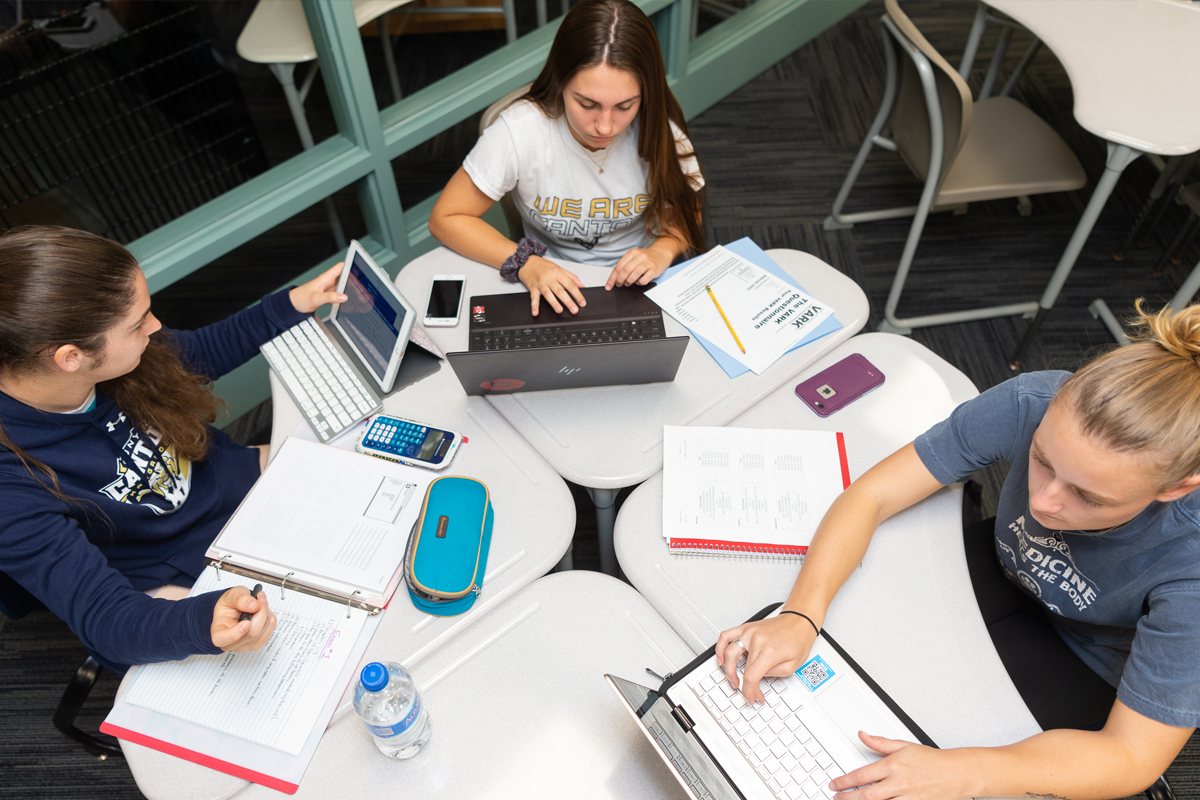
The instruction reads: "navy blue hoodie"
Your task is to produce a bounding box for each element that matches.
[0,290,306,666]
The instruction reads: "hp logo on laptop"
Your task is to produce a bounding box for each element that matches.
[559,366,581,376]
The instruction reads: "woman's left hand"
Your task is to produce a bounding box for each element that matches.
[829,733,972,800]
[606,246,674,289]
[289,262,348,314]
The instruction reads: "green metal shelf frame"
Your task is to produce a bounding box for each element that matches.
[127,0,864,423]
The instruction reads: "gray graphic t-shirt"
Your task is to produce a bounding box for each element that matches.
[915,371,1200,728]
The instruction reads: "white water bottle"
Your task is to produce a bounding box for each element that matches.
[353,661,432,759]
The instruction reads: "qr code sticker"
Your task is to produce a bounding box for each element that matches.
[796,655,834,691]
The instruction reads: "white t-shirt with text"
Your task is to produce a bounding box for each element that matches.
[463,99,704,266]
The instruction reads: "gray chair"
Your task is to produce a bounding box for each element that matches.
[479,83,533,240]
[824,0,1086,335]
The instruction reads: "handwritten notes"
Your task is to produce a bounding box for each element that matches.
[123,571,367,754]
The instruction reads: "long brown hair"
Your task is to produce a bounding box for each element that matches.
[1056,299,1200,488]
[525,0,706,254]
[0,226,222,505]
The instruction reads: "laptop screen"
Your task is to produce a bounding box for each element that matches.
[334,252,406,382]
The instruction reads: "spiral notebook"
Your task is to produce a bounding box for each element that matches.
[662,426,850,558]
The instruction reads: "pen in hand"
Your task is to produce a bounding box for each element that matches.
[239,583,264,623]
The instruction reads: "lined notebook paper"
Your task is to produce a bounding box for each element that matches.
[122,570,367,755]
[662,426,850,558]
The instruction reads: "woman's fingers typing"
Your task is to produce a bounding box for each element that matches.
[715,614,820,703]
[521,258,587,315]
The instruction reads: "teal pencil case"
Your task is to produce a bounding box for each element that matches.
[403,476,494,616]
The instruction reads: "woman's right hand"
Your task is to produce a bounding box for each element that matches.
[520,256,587,316]
[715,613,820,703]
[210,585,277,652]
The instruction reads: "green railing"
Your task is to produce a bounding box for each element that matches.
[128,0,865,424]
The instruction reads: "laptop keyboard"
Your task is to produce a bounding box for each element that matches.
[260,318,379,440]
[647,719,717,800]
[469,318,664,351]
[696,663,839,800]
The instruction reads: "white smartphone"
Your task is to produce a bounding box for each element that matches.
[424,275,466,327]
[355,414,464,470]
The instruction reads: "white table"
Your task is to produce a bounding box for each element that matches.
[119,363,578,798]
[613,333,1044,753]
[968,0,1200,365]
[124,570,696,800]
[394,246,870,574]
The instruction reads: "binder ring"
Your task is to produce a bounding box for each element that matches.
[281,572,295,599]
[213,554,233,581]
[347,590,361,618]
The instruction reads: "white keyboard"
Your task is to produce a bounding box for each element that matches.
[694,663,839,800]
[261,319,379,441]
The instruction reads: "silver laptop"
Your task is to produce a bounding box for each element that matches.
[606,607,936,800]
[260,240,431,442]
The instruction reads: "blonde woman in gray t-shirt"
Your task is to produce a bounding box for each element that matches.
[429,0,706,317]
[718,301,1200,800]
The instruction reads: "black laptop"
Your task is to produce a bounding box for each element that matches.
[445,284,689,396]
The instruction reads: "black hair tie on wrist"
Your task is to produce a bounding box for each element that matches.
[499,237,547,283]
[779,609,820,636]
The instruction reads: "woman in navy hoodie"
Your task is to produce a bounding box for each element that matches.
[0,225,346,666]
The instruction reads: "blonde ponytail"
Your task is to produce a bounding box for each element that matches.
[1057,300,1200,488]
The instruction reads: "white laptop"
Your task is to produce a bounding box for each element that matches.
[260,240,436,442]
[606,606,936,800]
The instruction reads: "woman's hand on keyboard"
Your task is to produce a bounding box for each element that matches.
[289,262,348,314]
[715,614,819,704]
[829,732,968,800]
[520,256,587,316]
[606,245,672,290]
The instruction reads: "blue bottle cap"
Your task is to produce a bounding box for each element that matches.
[360,662,390,692]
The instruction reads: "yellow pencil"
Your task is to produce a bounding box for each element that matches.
[705,285,745,354]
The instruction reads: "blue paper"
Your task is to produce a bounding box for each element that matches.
[657,238,843,378]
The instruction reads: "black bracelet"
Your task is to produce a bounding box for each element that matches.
[499,237,547,283]
[779,610,820,636]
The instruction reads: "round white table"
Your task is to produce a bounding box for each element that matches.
[614,333,1044,754]
[124,570,696,800]
[393,246,869,575]
[119,361,579,799]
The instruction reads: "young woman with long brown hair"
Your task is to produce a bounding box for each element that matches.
[429,0,706,316]
[714,302,1200,800]
[0,225,346,667]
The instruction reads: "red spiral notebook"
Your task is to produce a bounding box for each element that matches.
[662,426,851,559]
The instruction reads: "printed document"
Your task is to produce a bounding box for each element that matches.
[662,425,847,549]
[646,245,834,374]
[209,437,434,600]
[122,570,367,755]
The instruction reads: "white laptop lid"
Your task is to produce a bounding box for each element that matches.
[327,240,417,393]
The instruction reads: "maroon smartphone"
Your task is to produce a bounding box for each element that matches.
[795,353,885,417]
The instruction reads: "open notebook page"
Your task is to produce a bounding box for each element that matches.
[122,570,367,755]
[663,425,848,550]
[208,437,435,600]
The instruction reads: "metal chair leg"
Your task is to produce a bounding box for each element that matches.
[1144,774,1176,800]
[53,656,123,759]
[824,16,900,231]
[1152,215,1196,276]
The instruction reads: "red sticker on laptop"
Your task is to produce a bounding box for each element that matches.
[480,378,524,391]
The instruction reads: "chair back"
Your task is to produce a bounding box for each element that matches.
[882,0,973,193]
[478,83,534,241]
[480,83,533,134]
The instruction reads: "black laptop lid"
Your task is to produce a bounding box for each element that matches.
[469,284,662,330]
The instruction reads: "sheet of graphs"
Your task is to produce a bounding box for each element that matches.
[663,426,847,548]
